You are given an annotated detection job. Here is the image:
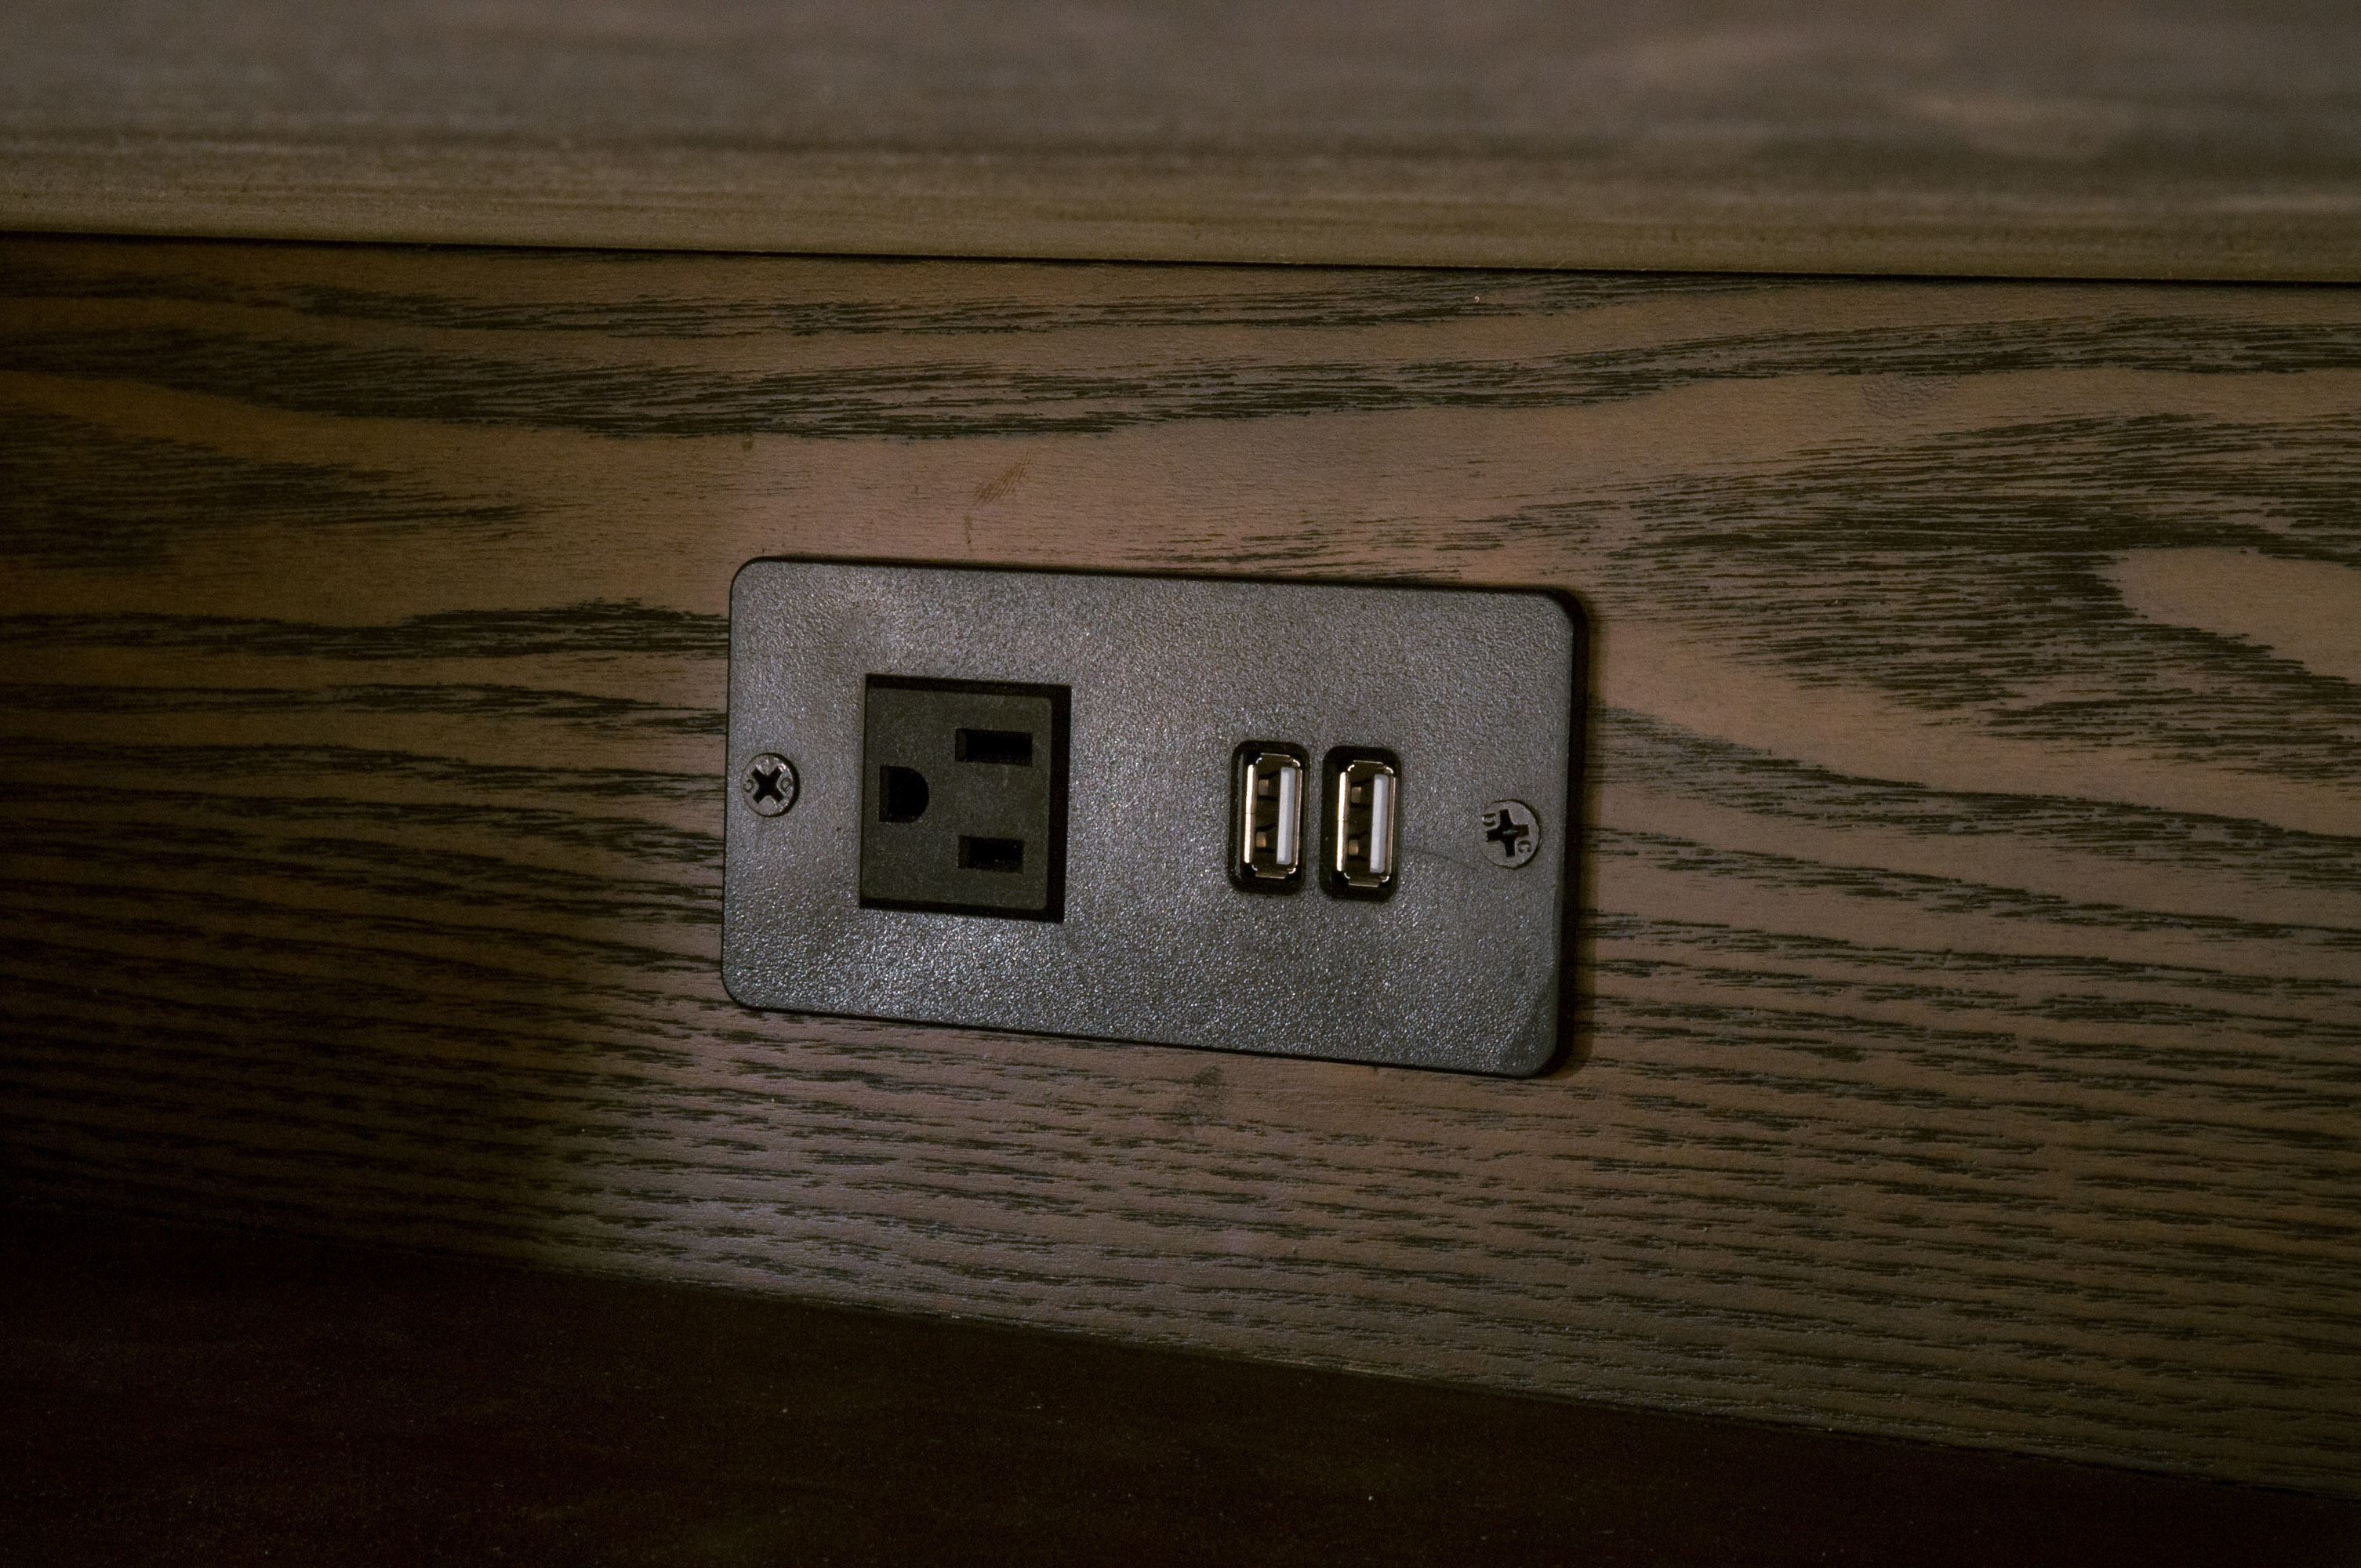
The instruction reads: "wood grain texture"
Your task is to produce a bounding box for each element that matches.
[2,235,2359,1497]
[5,2,2361,280]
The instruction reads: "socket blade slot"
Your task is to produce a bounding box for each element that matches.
[958,836,1024,873]
[957,728,1033,766]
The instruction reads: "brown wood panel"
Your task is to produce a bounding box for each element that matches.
[13,1210,2360,1568]
[4,2,2361,279]
[2,235,2358,1496]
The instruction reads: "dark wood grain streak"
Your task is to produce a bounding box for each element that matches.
[12,310,2361,438]
[2,236,2357,1497]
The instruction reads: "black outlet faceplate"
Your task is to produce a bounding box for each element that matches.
[725,562,1578,1076]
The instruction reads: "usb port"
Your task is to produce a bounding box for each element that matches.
[1232,745,1307,891]
[1323,749,1400,899]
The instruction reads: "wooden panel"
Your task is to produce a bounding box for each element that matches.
[5,2,2361,279]
[2,235,2358,1496]
[15,1211,2361,1567]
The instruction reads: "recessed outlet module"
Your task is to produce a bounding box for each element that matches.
[723,561,1582,1076]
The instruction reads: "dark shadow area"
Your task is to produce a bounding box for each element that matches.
[6,1207,2355,1568]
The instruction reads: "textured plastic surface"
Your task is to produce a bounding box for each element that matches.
[723,562,1579,1075]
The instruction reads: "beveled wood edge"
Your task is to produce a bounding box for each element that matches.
[6,142,2361,281]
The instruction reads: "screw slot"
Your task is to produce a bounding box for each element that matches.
[744,753,799,816]
[1480,800,1539,868]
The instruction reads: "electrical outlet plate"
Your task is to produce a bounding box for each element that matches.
[723,561,1582,1076]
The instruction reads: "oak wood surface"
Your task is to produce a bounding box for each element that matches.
[5,2,2361,280]
[2,235,2359,1497]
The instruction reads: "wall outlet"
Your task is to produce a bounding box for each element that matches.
[724,562,1582,1076]
[859,677,1070,920]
